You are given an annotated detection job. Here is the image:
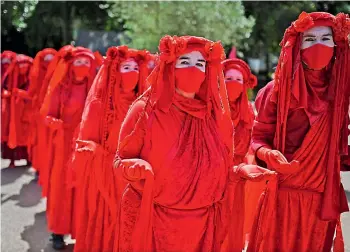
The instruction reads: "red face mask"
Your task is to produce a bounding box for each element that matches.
[72,66,90,82]
[121,71,139,92]
[226,80,243,101]
[301,44,334,70]
[175,67,205,93]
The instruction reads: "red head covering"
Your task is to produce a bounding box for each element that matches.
[222,58,257,128]
[40,47,97,117]
[28,48,57,104]
[37,45,74,109]
[1,51,17,89]
[271,12,349,220]
[145,35,232,150]
[78,45,150,146]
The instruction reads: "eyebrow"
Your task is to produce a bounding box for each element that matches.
[303,34,316,38]
[197,59,206,63]
[322,33,333,37]
[179,56,190,60]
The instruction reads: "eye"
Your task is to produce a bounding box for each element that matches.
[180,60,189,65]
[196,62,204,67]
[322,37,331,41]
[237,78,242,82]
[124,66,129,70]
[134,67,139,71]
[305,38,315,42]
[226,77,233,81]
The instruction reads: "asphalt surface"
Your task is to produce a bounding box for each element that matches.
[1,159,350,252]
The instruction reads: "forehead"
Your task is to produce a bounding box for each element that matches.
[121,58,137,66]
[1,58,11,64]
[225,68,243,77]
[303,26,333,36]
[44,54,54,61]
[178,50,205,60]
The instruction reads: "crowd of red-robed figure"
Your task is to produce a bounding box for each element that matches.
[1,11,349,252]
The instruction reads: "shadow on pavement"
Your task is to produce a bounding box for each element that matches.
[21,211,74,252]
[1,166,30,186]
[17,178,42,208]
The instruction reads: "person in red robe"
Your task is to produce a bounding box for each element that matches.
[1,52,33,167]
[247,12,349,251]
[71,46,150,252]
[222,58,257,165]
[222,58,263,246]
[37,45,74,197]
[113,35,237,252]
[39,46,98,250]
[25,48,57,177]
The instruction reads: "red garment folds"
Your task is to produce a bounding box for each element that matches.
[222,58,257,164]
[41,47,98,236]
[248,12,350,252]
[26,48,57,171]
[114,36,234,252]
[222,58,258,249]
[1,52,33,162]
[71,46,150,252]
[37,45,74,197]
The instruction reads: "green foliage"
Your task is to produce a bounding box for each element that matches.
[1,0,38,34]
[111,1,255,52]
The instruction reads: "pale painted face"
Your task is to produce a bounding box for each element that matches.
[301,26,335,49]
[224,69,244,84]
[73,57,91,67]
[44,54,54,62]
[175,51,206,72]
[1,58,11,65]
[119,58,139,73]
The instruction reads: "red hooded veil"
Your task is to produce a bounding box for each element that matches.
[71,46,150,252]
[248,12,350,251]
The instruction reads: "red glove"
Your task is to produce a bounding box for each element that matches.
[257,147,300,173]
[45,116,63,130]
[117,158,154,191]
[233,164,277,182]
[76,139,102,154]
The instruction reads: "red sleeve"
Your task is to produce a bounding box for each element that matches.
[251,81,276,153]
[117,99,147,159]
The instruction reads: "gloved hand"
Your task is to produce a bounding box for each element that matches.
[233,164,277,182]
[117,158,154,191]
[76,139,101,153]
[45,116,63,130]
[257,147,300,173]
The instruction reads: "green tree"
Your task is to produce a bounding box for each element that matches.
[110,1,255,52]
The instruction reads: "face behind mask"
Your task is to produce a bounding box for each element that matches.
[121,71,139,92]
[301,43,334,70]
[174,67,206,94]
[226,80,243,101]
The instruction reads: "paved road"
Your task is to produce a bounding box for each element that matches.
[1,159,350,252]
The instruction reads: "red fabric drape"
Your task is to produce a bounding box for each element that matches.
[41,46,98,236]
[114,36,234,252]
[248,12,350,251]
[71,46,150,252]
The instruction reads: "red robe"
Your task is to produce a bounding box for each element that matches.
[1,55,32,162]
[115,92,230,252]
[46,81,89,235]
[248,81,348,251]
[27,49,57,172]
